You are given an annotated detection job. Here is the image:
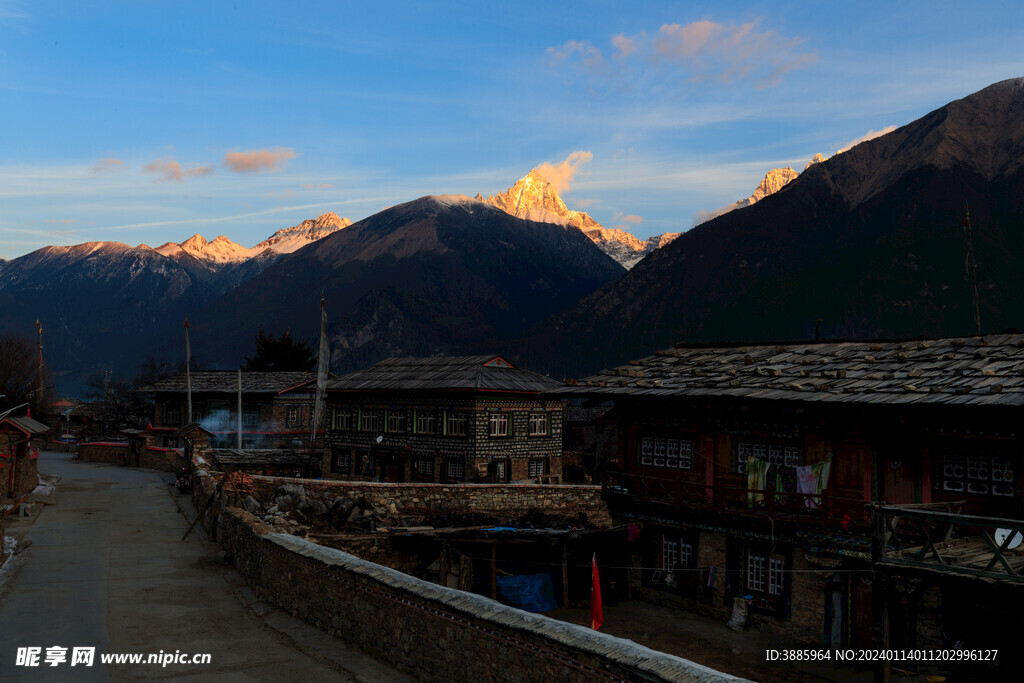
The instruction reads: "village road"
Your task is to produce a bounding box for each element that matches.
[0,451,376,681]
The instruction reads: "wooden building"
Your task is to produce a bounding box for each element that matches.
[557,334,1024,654]
[140,371,318,449]
[1,415,49,498]
[320,355,564,483]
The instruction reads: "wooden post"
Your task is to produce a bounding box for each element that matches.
[561,540,570,607]
[439,540,448,588]
[490,544,497,600]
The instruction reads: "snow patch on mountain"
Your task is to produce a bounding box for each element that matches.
[254,212,352,254]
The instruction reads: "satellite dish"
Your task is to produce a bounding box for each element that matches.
[994,528,1023,550]
[375,435,383,444]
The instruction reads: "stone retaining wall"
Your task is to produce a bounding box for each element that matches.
[240,476,613,527]
[217,506,741,682]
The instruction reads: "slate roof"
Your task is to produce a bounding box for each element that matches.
[1,416,51,435]
[326,355,561,393]
[557,334,1024,407]
[140,371,317,395]
[205,449,308,468]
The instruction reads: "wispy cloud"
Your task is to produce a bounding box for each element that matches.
[91,158,123,174]
[223,148,298,173]
[550,18,816,89]
[95,197,401,232]
[142,158,215,182]
[535,150,593,194]
[43,218,74,225]
[836,125,897,154]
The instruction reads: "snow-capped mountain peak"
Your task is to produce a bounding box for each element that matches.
[254,212,352,254]
[480,168,678,269]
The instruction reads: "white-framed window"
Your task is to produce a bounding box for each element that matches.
[414,457,434,481]
[415,411,437,434]
[938,453,1015,497]
[529,413,548,436]
[332,447,352,474]
[639,436,695,470]
[446,459,465,481]
[488,413,508,437]
[332,408,352,431]
[734,441,802,473]
[359,410,380,432]
[286,406,300,427]
[446,412,468,436]
[662,537,679,570]
[242,406,259,427]
[747,551,785,596]
[493,459,507,481]
[386,410,406,433]
[528,458,547,478]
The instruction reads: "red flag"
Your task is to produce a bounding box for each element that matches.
[590,552,603,630]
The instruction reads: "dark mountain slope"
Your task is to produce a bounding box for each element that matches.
[518,78,1024,378]
[184,195,624,371]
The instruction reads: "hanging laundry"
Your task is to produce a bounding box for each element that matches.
[627,522,641,542]
[746,457,768,506]
[797,458,833,509]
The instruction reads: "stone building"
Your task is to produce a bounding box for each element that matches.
[141,371,317,449]
[319,355,564,483]
[557,334,1024,657]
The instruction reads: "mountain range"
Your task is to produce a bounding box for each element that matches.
[517,77,1024,377]
[4,77,1024,395]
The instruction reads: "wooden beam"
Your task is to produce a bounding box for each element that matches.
[561,540,569,608]
[490,544,497,600]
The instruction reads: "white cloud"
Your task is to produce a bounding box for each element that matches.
[534,151,594,194]
[836,125,897,154]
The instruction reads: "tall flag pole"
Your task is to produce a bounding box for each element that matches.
[237,368,243,449]
[311,294,330,459]
[590,552,604,630]
[963,204,982,335]
[184,318,193,424]
[36,319,44,409]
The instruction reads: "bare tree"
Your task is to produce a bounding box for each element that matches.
[0,333,54,416]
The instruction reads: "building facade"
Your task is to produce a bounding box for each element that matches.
[319,356,564,483]
[142,371,318,450]
[559,335,1024,655]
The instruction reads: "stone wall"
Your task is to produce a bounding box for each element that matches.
[78,442,128,464]
[239,476,612,527]
[217,507,740,682]
[139,446,183,473]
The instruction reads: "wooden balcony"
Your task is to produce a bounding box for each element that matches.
[602,471,869,530]
[872,502,1024,584]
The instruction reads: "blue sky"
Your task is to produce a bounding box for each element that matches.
[2,1,1022,259]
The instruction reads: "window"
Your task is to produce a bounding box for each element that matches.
[493,459,507,481]
[937,453,1015,497]
[488,413,508,438]
[242,406,259,427]
[639,437,695,470]
[747,551,784,596]
[446,459,465,481]
[331,447,352,474]
[286,406,301,427]
[163,404,181,425]
[529,413,549,436]
[415,411,437,434]
[332,408,352,431]
[359,410,381,432]
[446,412,467,436]
[661,535,695,570]
[528,458,547,478]
[732,440,802,474]
[386,410,406,433]
[413,457,434,481]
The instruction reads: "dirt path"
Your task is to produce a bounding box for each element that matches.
[0,451,402,681]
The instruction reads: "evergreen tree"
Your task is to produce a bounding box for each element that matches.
[242,329,316,371]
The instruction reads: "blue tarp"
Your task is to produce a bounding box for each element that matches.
[495,573,558,612]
